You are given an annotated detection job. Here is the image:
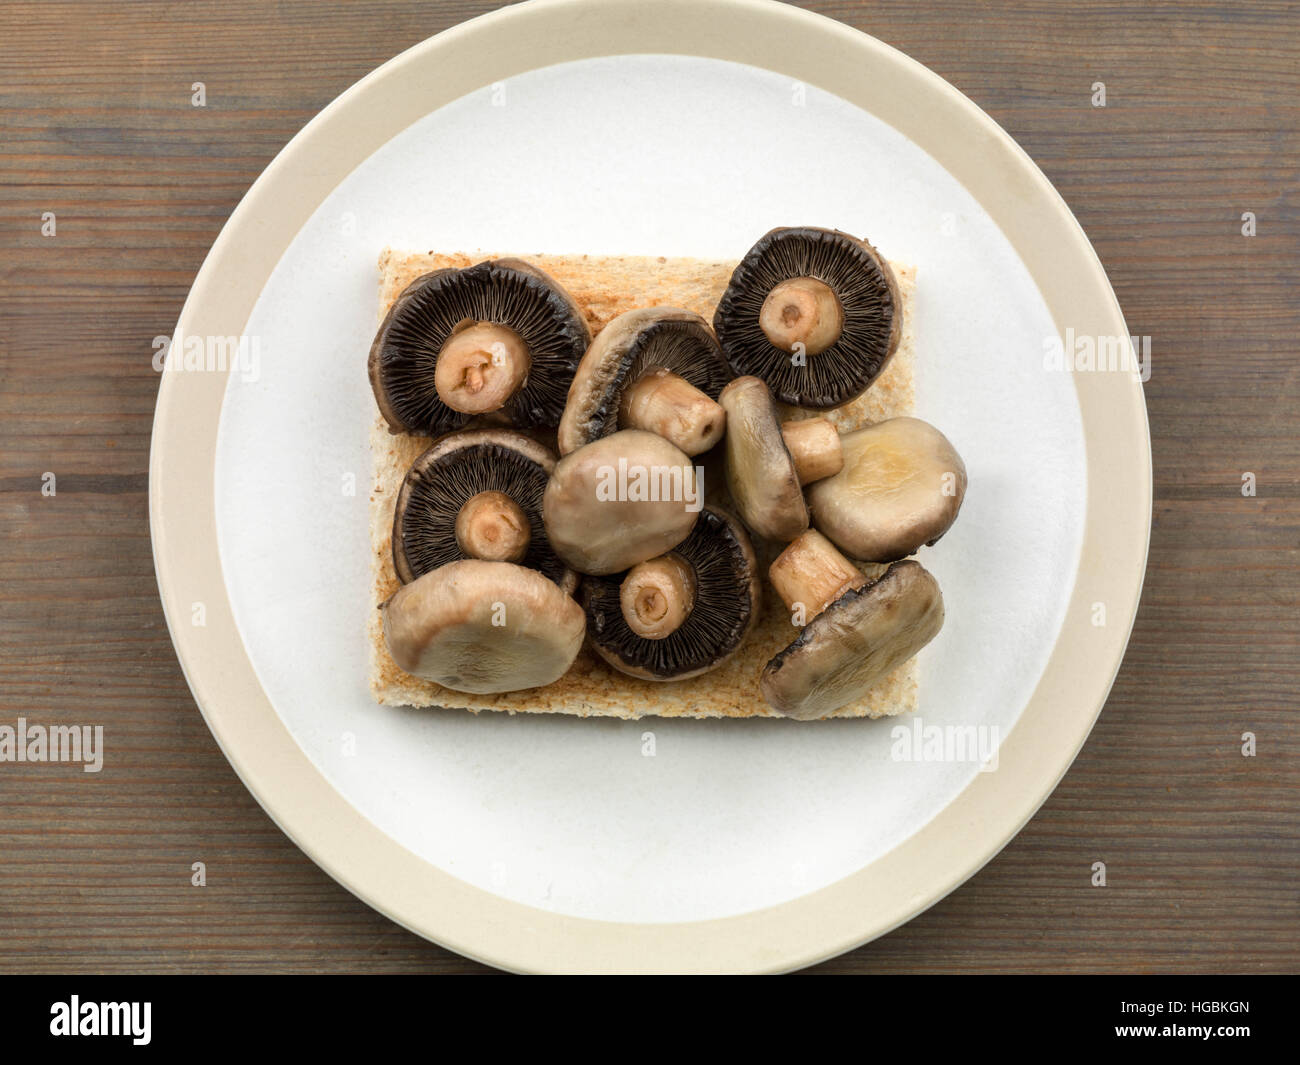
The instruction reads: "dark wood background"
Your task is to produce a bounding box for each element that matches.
[1,0,1296,974]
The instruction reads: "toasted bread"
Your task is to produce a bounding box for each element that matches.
[368,248,917,719]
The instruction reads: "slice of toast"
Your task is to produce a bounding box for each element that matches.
[368,248,918,719]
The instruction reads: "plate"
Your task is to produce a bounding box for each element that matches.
[150,0,1150,972]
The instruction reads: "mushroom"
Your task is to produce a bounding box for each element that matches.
[807,417,967,562]
[716,376,845,542]
[369,258,591,435]
[542,429,701,575]
[557,307,731,457]
[382,560,585,693]
[578,506,761,681]
[391,428,575,589]
[760,530,944,719]
[713,227,901,408]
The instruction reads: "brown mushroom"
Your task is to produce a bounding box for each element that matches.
[578,506,761,681]
[542,429,701,575]
[382,560,585,694]
[716,376,844,542]
[369,258,590,435]
[391,428,573,590]
[761,530,944,720]
[557,307,731,457]
[713,227,901,408]
[807,417,967,562]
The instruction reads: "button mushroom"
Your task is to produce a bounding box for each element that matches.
[807,417,967,562]
[382,560,585,694]
[557,307,731,457]
[542,429,701,575]
[391,428,573,590]
[716,375,845,542]
[578,506,761,681]
[761,529,945,719]
[713,227,901,408]
[369,258,591,435]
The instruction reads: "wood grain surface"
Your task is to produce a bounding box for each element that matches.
[1,0,1296,974]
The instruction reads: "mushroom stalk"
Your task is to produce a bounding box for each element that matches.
[434,322,531,414]
[455,490,532,563]
[759,277,844,355]
[780,417,844,484]
[620,553,696,640]
[769,529,866,620]
[619,368,726,456]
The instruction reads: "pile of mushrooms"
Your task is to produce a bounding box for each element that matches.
[372,234,968,716]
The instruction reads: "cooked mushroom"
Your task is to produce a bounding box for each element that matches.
[717,376,844,542]
[761,530,944,719]
[391,428,572,589]
[579,506,760,681]
[382,560,585,693]
[807,417,967,562]
[542,429,701,575]
[713,227,901,408]
[369,258,591,435]
[557,307,731,457]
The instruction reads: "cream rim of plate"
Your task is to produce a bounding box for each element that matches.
[148,0,1151,973]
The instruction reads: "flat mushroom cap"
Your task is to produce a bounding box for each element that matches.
[807,417,967,562]
[579,506,761,681]
[718,376,807,542]
[391,428,572,588]
[382,560,585,694]
[542,429,701,576]
[369,257,590,435]
[556,307,731,456]
[713,226,901,409]
[761,560,944,720]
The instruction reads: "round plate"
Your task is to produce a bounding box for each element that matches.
[150,0,1150,972]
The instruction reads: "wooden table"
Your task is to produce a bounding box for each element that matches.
[1,0,1296,974]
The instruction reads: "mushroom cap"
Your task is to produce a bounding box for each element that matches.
[557,306,731,456]
[382,560,586,694]
[579,506,761,681]
[718,376,807,542]
[761,560,944,720]
[807,417,967,562]
[542,429,701,575]
[392,428,572,588]
[369,258,591,435]
[713,227,901,408]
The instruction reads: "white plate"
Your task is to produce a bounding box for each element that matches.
[151,0,1149,971]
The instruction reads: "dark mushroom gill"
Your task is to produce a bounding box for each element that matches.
[372,260,589,434]
[579,508,755,679]
[713,228,898,408]
[394,441,566,586]
[585,318,732,442]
